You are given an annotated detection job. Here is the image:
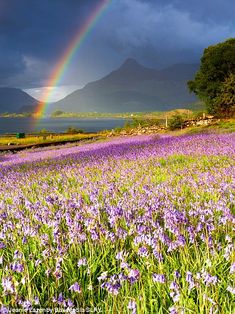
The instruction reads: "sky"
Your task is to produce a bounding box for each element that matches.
[0,0,235,101]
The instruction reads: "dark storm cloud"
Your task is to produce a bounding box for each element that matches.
[101,0,235,68]
[138,0,235,24]
[0,0,235,89]
[0,0,99,57]
[0,0,103,87]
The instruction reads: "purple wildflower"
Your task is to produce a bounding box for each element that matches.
[34,296,40,305]
[67,299,74,307]
[152,273,166,283]
[0,242,6,249]
[116,250,128,261]
[137,246,149,257]
[35,259,42,267]
[169,306,178,314]
[57,292,64,305]
[170,291,180,302]
[2,277,15,294]
[169,280,180,302]
[0,305,9,314]
[153,250,163,262]
[186,271,193,282]
[77,257,87,267]
[230,262,235,274]
[173,271,181,279]
[98,271,108,281]
[201,271,218,286]
[120,261,130,269]
[53,269,62,280]
[10,262,24,273]
[105,282,121,295]
[128,269,140,284]
[118,272,128,282]
[45,269,51,277]
[13,250,23,260]
[69,282,81,293]
[227,286,235,294]
[170,281,179,291]
[177,234,186,247]
[127,300,137,314]
[186,271,196,290]
[22,300,32,310]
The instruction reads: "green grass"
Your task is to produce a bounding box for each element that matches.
[0,132,102,146]
[168,119,235,136]
[0,142,234,312]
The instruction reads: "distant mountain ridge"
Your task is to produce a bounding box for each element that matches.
[0,59,199,114]
[0,87,37,113]
[51,59,199,113]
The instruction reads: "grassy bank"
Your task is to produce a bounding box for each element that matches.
[169,119,235,136]
[0,118,234,149]
[0,132,101,147]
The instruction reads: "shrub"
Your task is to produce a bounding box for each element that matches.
[39,128,50,134]
[66,127,84,134]
[169,115,184,130]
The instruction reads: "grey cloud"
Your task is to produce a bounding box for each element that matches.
[97,0,235,67]
[0,0,234,88]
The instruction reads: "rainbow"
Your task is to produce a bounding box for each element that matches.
[35,0,111,118]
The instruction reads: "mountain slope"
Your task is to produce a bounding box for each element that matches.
[52,59,199,113]
[0,87,37,113]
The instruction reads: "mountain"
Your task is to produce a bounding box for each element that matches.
[51,59,199,113]
[0,87,37,113]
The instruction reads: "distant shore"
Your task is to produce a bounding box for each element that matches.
[0,108,197,120]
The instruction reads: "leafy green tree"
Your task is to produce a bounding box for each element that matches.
[188,38,235,117]
[214,73,235,117]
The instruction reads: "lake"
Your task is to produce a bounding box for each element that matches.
[0,117,128,134]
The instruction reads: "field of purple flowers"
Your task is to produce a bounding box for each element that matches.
[0,133,234,313]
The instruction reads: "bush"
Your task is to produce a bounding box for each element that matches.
[51,110,64,117]
[169,115,184,130]
[114,126,122,133]
[66,127,84,134]
[129,118,160,128]
[39,128,50,134]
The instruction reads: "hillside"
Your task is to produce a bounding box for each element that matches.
[0,87,37,113]
[51,59,199,113]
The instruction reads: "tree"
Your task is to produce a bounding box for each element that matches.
[188,38,235,117]
[214,73,235,117]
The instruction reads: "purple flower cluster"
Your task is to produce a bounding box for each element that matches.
[0,132,234,311]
